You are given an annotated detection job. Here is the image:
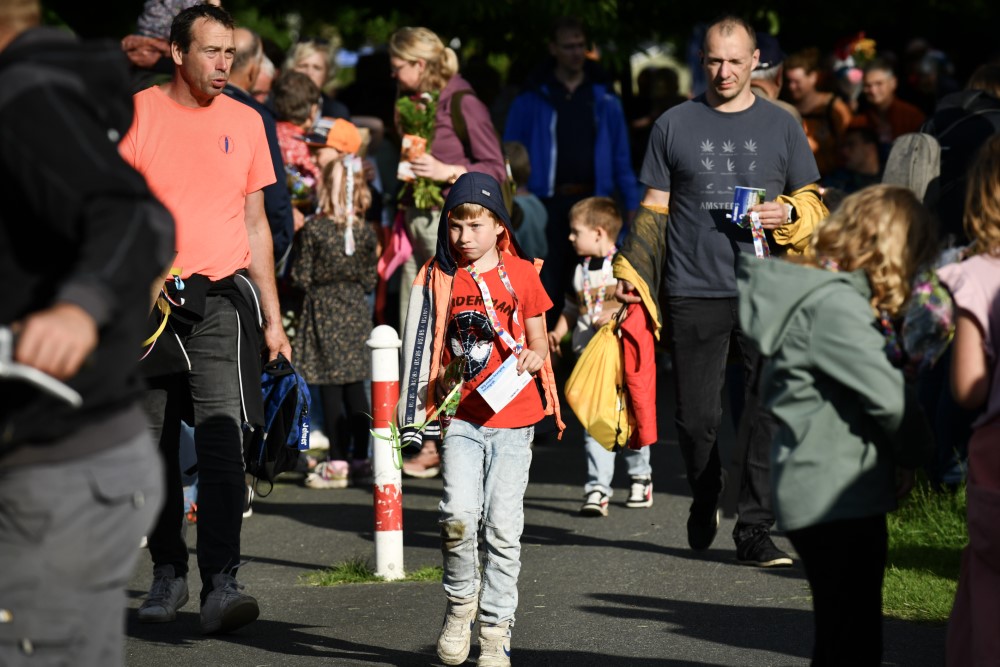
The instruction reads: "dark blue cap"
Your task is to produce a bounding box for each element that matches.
[434,171,526,275]
[755,32,786,71]
[442,171,511,227]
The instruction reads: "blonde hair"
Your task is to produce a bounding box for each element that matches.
[0,0,40,35]
[318,158,372,225]
[964,134,1000,256]
[388,27,458,93]
[285,40,335,90]
[448,203,498,223]
[804,184,937,316]
[569,197,622,237]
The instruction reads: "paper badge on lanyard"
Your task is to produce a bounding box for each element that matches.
[464,257,532,412]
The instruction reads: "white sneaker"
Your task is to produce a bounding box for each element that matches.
[579,489,609,517]
[436,596,477,665]
[625,476,653,508]
[243,484,254,518]
[305,460,349,489]
[477,621,511,667]
[310,429,330,451]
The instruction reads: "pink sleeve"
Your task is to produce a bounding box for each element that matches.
[938,260,994,361]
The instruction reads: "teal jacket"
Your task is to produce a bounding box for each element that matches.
[737,256,932,531]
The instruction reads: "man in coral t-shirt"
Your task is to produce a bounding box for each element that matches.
[119,4,289,636]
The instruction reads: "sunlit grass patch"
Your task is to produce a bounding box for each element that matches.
[883,483,966,623]
[303,556,443,586]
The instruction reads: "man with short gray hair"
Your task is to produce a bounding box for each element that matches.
[749,31,802,123]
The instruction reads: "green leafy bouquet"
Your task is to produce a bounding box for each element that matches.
[396,90,444,210]
[371,356,465,470]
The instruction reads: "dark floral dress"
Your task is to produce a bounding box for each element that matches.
[290,217,378,385]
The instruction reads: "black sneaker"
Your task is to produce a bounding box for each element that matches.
[686,503,720,551]
[736,529,793,567]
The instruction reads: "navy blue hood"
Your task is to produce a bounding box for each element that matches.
[434,171,527,275]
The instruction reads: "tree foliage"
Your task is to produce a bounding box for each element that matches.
[45,0,999,82]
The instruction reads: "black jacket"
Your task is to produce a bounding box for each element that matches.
[0,28,174,464]
[923,89,1000,244]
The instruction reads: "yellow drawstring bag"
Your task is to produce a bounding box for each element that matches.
[564,307,634,451]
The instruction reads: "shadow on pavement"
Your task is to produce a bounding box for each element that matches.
[582,593,811,660]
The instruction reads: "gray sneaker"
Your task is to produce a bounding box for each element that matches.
[200,573,259,635]
[137,564,189,623]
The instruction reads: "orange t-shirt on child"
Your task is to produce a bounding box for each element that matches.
[119,86,276,280]
[444,254,553,429]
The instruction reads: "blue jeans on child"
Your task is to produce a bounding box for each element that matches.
[584,433,652,496]
[438,419,533,626]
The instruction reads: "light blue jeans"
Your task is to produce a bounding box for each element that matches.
[584,432,652,497]
[439,419,533,626]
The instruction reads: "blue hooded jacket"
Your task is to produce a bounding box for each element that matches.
[503,69,641,211]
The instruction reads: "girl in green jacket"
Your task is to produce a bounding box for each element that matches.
[739,184,938,667]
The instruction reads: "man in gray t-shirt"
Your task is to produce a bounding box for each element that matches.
[616,16,826,567]
[641,94,818,295]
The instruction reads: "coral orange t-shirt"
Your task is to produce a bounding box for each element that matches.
[119,86,275,280]
[444,254,553,428]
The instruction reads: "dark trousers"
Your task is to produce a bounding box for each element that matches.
[143,296,246,600]
[666,296,776,536]
[540,193,587,327]
[319,381,370,461]
[788,515,888,667]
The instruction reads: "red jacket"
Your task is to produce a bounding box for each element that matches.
[621,302,657,448]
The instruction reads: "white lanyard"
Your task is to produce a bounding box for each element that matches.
[464,256,524,355]
[581,247,616,322]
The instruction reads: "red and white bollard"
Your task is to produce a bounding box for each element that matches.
[367,325,404,580]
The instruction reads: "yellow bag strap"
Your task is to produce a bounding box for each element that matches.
[141,297,171,347]
[141,267,182,348]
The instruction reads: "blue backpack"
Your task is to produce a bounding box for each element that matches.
[245,354,310,490]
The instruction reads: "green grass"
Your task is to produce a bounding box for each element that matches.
[883,483,967,623]
[302,557,443,586]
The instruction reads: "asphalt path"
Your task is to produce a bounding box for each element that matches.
[125,363,946,666]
